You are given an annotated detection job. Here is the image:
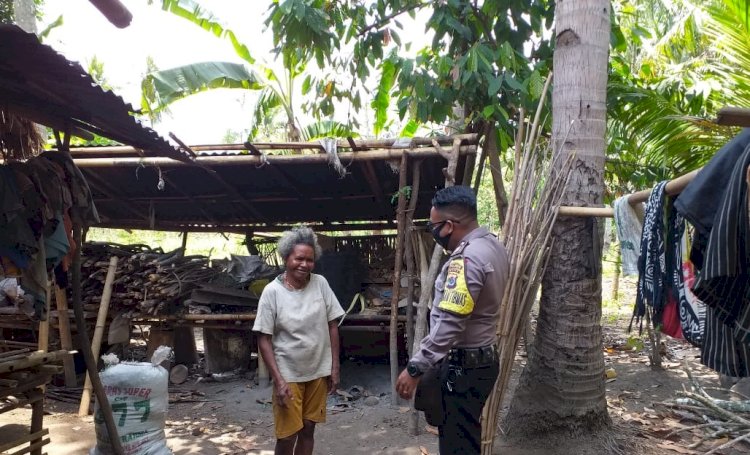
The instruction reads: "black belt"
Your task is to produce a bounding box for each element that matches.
[447,345,497,368]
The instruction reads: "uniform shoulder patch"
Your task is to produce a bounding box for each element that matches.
[437,257,475,316]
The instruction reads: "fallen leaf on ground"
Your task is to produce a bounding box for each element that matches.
[425,425,439,436]
[399,407,410,414]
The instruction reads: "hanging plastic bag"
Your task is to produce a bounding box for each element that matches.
[90,346,173,455]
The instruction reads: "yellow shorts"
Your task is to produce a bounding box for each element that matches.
[272,377,328,439]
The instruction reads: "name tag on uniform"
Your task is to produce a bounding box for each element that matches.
[438,257,475,316]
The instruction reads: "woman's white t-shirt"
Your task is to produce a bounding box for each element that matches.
[253,274,344,382]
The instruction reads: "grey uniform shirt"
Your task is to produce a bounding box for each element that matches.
[411,227,510,370]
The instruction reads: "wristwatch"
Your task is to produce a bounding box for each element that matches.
[406,361,423,378]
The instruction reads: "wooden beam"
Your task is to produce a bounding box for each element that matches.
[93,220,403,234]
[390,154,409,405]
[72,145,479,167]
[66,134,479,156]
[557,168,701,218]
[92,193,380,204]
[716,107,750,127]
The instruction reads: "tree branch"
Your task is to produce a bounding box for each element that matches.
[358,1,430,37]
[469,3,498,48]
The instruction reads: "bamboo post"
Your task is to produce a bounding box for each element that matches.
[70,224,123,455]
[79,256,118,416]
[404,160,423,357]
[54,286,77,387]
[37,282,51,352]
[409,141,460,434]
[390,154,409,406]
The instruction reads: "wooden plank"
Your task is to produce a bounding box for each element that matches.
[54,287,77,387]
[0,351,71,374]
[4,438,51,455]
[79,256,117,416]
[0,429,48,453]
[0,349,30,360]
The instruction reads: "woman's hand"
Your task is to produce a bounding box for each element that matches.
[328,366,340,394]
[275,378,293,407]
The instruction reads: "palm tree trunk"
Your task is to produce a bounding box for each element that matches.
[505,0,611,435]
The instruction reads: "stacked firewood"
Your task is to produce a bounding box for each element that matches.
[80,242,241,316]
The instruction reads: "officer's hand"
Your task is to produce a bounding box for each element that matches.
[396,369,420,400]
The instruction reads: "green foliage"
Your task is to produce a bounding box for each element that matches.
[390,185,412,204]
[141,61,263,116]
[0,0,12,24]
[300,120,358,141]
[606,0,750,199]
[38,14,62,40]
[160,0,255,65]
[146,0,356,142]
[266,0,556,143]
[87,55,115,91]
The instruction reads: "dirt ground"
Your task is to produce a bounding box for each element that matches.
[2,277,749,454]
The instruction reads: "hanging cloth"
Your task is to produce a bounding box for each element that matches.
[613,196,642,276]
[691,143,750,344]
[633,181,669,326]
[675,232,706,347]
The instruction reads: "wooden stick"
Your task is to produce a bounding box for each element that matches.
[72,145,478,167]
[70,225,124,455]
[703,432,750,455]
[558,168,702,218]
[0,350,71,374]
[55,286,77,387]
[79,256,118,416]
[0,429,49,453]
[37,283,51,352]
[390,154,409,406]
[404,160,423,357]
[409,136,461,434]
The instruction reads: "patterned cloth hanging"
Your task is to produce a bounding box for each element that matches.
[633,181,669,327]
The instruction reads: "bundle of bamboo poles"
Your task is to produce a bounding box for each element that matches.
[479,74,574,453]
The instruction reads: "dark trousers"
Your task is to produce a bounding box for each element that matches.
[438,362,500,454]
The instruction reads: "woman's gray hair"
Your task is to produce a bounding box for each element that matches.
[277,226,323,261]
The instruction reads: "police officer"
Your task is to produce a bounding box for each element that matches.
[396,185,509,454]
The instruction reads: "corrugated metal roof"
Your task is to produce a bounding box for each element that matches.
[0,25,192,163]
[75,147,476,232]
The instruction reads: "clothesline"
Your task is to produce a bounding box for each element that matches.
[558,169,702,218]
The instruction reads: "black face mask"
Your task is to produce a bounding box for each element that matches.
[430,223,452,250]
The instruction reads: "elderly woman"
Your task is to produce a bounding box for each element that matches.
[253,226,344,455]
